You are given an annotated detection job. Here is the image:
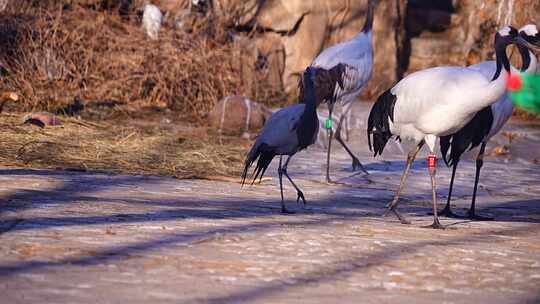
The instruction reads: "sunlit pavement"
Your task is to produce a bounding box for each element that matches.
[1,104,539,303]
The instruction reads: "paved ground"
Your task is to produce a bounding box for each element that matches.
[1,104,540,303]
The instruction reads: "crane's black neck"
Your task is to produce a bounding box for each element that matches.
[517,44,531,72]
[299,87,318,126]
[491,38,511,81]
[361,0,376,33]
[297,80,319,149]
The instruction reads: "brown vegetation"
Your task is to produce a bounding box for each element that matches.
[0,113,249,178]
[0,1,286,120]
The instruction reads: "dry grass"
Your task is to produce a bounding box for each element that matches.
[0,114,249,179]
[0,2,287,120]
[0,2,286,179]
[513,108,540,121]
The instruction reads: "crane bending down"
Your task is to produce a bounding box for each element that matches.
[439,25,540,220]
[367,26,530,229]
[241,66,325,213]
[299,0,378,183]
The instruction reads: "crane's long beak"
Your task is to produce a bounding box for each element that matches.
[526,37,540,50]
[516,35,539,51]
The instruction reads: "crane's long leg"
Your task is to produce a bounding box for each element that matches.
[277,156,292,214]
[325,104,335,183]
[467,142,493,221]
[282,155,306,206]
[335,107,368,175]
[439,160,463,218]
[384,141,425,224]
[425,154,444,229]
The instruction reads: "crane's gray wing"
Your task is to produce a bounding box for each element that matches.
[253,104,304,154]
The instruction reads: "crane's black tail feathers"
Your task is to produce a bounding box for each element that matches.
[367,89,396,157]
[241,143,276,186]
[440,106,493,167]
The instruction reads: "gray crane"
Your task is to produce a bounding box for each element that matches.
[300,0,378,183]
[242,66,336,213]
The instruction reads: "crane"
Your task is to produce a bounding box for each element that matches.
[242,66,330,213]
[439,24,540,220]
[367,26,529,229]
[300,0,378,183]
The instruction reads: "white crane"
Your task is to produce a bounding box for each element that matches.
[242,67,323,213]
[439,24,540,220]
[367,26,529,229]
[299,0,378,183]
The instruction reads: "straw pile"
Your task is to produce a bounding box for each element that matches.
[0,113,249,178]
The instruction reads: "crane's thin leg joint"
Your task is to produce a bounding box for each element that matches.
[277,156,293,214]
[467,142,493,221]
[335,110,368,175]
[384,141,425,224]
[325,106,334,183]
[282,156,306,206]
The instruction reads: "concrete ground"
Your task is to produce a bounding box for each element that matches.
[1,104,540,303]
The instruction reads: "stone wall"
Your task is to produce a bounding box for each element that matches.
[249,0,402,99]
[407,0,540,73]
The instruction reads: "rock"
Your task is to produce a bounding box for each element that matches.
[249,0,401,98]
[254,33,286,93]
[0,0,7,12]
[406,0,540,74]
[0,92,18,113]
[23,112,62,128]
[207,96,271,135]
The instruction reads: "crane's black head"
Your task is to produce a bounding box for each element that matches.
[492,26,524,80]
[514,25,539,72]
[495,25,519,46]
[519,24,540,48]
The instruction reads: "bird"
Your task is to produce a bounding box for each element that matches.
[241,66,323,214]
[367,26,529,229]
[299,0,378,183]
[142,4,163,40]
[439,24,540,220]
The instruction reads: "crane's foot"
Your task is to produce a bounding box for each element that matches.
[351,157,361,171]
[422,218,445,229]
[296,191,307,206]
[281,206,295,214]
[325,176,339,185]
[466,210,494,221]
[351,157,369,175]
[383,207,411,225]
[437,205,465,219]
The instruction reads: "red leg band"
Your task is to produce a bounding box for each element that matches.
[427,154,437,169]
